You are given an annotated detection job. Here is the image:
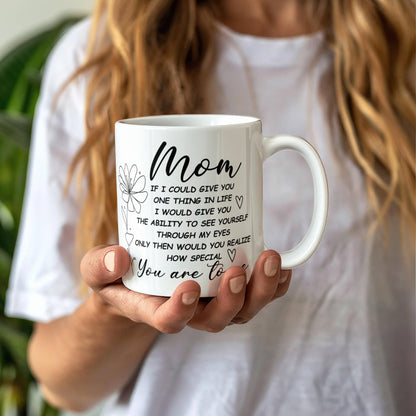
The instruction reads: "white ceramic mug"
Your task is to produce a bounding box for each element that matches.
[115,114,328,297]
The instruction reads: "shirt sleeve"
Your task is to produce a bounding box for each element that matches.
[5,19,92,323]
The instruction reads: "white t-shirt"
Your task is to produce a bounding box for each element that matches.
[6,19,415,416]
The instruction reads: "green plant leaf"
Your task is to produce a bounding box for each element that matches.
[6,33,56,115]
[0,201,14,231]
[0,17,83,112]
[0,321,31,381]
[0,16,82,416]
[0,113,32,149]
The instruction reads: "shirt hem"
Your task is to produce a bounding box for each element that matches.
[5,289,83,323]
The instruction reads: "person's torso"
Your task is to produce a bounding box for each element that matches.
[98,24,415,416]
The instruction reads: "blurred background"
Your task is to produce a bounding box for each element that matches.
[0,1,93,415]
[0,0,93,55]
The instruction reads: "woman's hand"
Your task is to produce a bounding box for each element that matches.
[81,245,291,334]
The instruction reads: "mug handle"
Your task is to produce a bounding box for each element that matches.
[263,135,328,269]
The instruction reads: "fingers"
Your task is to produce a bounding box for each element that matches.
[100,279,202,333]
[231,251,280,323]
[271,269,292,300]
[231,251,291,324]
[81,245,203,334]
[149,281,201,333]
[187,267,247,332]
[81,245,291,334]
[93,274,202,333]
[187,251,292,331]
[80,245,131,289]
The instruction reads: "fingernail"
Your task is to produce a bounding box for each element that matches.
[229,275,246,294]
[104,251,115,272]
[279,270,290,283]
[264,255,280,277]
[182,292,199,305]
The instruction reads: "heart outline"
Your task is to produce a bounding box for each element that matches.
[235,195,244,209]
[125,232,134,246]
[227,248,236,262]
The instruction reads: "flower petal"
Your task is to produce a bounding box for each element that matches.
[128,165,138,190]
[130,194,144,214]
[119,165,125,179]
[127,197,135,212]
[131,190,148,204]
[118,176,128,193]
[134,174,146,192]
[123,164,130,187]
[122,192,130,203]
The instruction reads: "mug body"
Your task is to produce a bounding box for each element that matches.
[115,114,264,297]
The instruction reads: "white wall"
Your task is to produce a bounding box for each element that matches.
[0,0,94,55]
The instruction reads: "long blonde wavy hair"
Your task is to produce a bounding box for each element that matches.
[66,0,416,259]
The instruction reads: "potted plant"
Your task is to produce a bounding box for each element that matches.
[0,17,81,416]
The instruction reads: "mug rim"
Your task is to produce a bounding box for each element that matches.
[116,114,261,129]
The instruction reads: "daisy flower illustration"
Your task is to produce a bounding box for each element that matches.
[118,164,148,214]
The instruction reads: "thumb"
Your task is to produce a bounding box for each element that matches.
[80,245,131,290]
